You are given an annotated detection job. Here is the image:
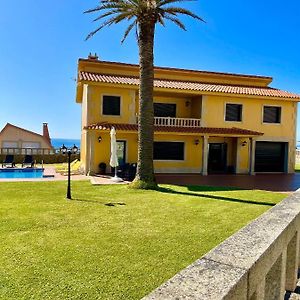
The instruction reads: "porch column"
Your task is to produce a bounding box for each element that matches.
[249,138,256,175]
[202,135,209,176]
[87,130,95,176]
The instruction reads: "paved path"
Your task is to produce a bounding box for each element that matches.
[156,173,300,192]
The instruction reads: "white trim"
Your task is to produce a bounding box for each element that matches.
[101,94,123,117]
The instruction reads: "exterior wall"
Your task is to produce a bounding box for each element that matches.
[203,95,297,173]
[0,126,51,149]
[87,131,202,174]
[77,60,298,175]
[87,85,137,125]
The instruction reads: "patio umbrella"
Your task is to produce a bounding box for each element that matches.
[110,127,122,182]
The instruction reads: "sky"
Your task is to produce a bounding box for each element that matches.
[0,0,299,139]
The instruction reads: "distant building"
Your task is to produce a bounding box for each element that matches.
[0,123,53,150]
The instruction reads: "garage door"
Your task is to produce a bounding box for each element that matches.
[255,142,287,172]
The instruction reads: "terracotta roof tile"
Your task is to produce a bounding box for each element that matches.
[79,72,300,99]
[84,122,263,136]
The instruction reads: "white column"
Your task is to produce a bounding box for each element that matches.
[249,138,256,175]
[87,131,95,176]
[202,135,208,176]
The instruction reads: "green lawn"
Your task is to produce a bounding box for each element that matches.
[0,181,285,300]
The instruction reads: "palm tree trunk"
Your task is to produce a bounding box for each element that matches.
[131,19,157,189]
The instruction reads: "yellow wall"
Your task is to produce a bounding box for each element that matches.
[89,131,202,174]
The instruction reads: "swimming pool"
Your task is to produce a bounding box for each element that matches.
[0,168,44,179]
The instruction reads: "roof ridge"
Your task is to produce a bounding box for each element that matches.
[78,59,273,80]
[79,71,277,90]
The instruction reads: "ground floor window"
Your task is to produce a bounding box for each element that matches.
[154,142,184,160]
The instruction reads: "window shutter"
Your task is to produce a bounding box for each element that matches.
[154,103,176,117]
[263,106,281,123]
[225,104,242,121]
[154,142,184,160]
[103,96,121,115]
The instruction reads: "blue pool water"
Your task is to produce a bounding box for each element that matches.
[0,168,44,179]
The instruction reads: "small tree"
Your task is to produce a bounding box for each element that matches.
[85,0,204,189]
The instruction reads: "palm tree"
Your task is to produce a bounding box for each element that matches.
[85,0,204,189]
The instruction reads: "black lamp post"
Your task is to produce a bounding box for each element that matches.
[60,144,78,200]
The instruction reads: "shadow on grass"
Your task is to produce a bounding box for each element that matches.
[187,185,243,192]
[72,198,126,207]
[157,187,276,207]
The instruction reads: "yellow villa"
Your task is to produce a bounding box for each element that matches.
[76,55,300,176]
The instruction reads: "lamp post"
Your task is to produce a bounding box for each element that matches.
[60,144,78,200]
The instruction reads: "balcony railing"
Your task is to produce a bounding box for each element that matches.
[154,117,201,127]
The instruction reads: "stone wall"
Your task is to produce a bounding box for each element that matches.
[143,191,300,300]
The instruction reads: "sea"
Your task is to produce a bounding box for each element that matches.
[51,138,80,149]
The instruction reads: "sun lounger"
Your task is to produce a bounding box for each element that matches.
[22,155,34,168]
[2,155,15,168]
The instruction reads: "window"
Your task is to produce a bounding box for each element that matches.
[225,104,242,122]
[263,106,281,123]
[154,142,184,160]
[102,95,120,116]
[22,142,40,148]
[154,103,176,117]
[2,142,18,148]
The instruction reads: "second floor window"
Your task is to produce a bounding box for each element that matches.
[225,104,242,122]
[102,95,120,116]
[263,106,281,123]
[154,103,176,117]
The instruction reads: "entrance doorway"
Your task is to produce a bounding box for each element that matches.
[208,143,227,174]
[116,140,126,165]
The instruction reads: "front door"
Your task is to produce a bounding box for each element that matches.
[208,143,227,174]
[116,141,126,165]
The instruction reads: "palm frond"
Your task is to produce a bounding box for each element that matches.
[163,7,205,22]
[158,0,196,7]
[121,20,137,43]
[85,0,205,42]
[164,15,186,30]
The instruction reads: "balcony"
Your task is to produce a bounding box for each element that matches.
[154,117,201,128]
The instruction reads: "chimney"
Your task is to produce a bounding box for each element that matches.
[43,123,51,145]
[88,52,99,60]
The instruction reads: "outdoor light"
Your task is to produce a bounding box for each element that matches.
[194,139,200,145]
[241,141,247,147]
[98,136,102,143]
[61,144,79,200]
[185,100,191,107]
